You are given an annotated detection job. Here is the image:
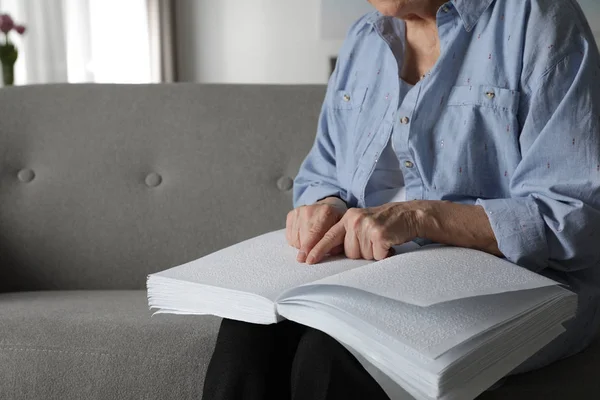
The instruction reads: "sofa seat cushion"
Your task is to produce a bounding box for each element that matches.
[2,291,600,399]
[0,290,220,400]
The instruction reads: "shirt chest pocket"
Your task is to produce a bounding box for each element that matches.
[432,85,522,198]
[327,87,369,193]
[331,87,368,110]
[328,87,369,154]
[446,85,520,113]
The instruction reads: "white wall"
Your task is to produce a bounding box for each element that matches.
[175,0,358,84]
[578,0,600,42]
[174,1,600,85]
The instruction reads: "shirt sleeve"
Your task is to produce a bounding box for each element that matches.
[477,46,600,273]
[292,28,358,209]
[293,78,346,208]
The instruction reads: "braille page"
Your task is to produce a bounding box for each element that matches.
[297,246,559,307]
[281,285,564,359]
[150,229,373,302]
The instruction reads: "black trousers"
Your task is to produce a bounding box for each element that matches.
[203,319,391,400]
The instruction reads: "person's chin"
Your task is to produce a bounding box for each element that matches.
[376,5,405,18]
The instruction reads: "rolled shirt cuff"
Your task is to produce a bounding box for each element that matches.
[476,197,548,272]
[294,184,343,208]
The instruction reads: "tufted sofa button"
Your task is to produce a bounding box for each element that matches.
[17,169,35,183]
[277,176,293,192]
[145,172,162,187]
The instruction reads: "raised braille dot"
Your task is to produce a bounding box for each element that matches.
[145,173,162,187]
[17,169,35,183]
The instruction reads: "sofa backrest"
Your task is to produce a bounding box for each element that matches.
[0,84,325,291]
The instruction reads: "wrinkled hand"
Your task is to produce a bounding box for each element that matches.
[305,202,421,264]
[286,197,348,263]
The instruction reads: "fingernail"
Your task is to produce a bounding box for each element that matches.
[297,251,307,262]
[306,255,315,264]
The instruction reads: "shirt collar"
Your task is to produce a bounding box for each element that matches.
[364,11,381,26]
[451,0,495,32]
[361,0,494,33]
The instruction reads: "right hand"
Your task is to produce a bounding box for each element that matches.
[286,197,348,263]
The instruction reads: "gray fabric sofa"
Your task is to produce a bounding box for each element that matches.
[0,84,598,400]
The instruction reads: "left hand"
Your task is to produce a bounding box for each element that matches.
[304,202,421,264]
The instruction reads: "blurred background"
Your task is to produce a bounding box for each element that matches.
[0,0,598,87]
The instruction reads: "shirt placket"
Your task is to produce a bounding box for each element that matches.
[354,20,402,207]
[393,84,423,201]
[354,115,395,207]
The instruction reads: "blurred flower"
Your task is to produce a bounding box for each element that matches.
[0,14,14,34]
[0,13,26,85]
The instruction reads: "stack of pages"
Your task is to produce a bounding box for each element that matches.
[147,230,576,400]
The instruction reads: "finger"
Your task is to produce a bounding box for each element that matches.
[329,244,344,257]
[286,211,293,245]
[344,224,361,260]
[359,224,374,260]
[297,217,314,262]
[306,222,345,264]
[373,242,391,261]
[291,208,301,249]
[365,240,375,260]
[299,209,339,262]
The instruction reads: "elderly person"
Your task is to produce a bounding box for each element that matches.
[203,0,600,399]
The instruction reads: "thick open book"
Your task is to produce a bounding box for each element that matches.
[147,230,576,400]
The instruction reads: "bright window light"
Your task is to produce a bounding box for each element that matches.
[0,0,152,84]
[86,0,152,83]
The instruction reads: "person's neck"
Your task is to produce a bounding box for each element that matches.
[404,17,440,56]
[399,1,444,84]
[400,0,444,52]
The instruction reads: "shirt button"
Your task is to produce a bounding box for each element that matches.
[485,91,496,99]
[400,116,410,124]
[404,161,414,168]
[343,94,351,102]
[441,5,450,13]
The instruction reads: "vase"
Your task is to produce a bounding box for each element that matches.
[0,43,18,86]
[1,60,14,85]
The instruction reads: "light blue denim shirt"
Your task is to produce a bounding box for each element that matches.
[363,79,412,208]
[294,0,600,371]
